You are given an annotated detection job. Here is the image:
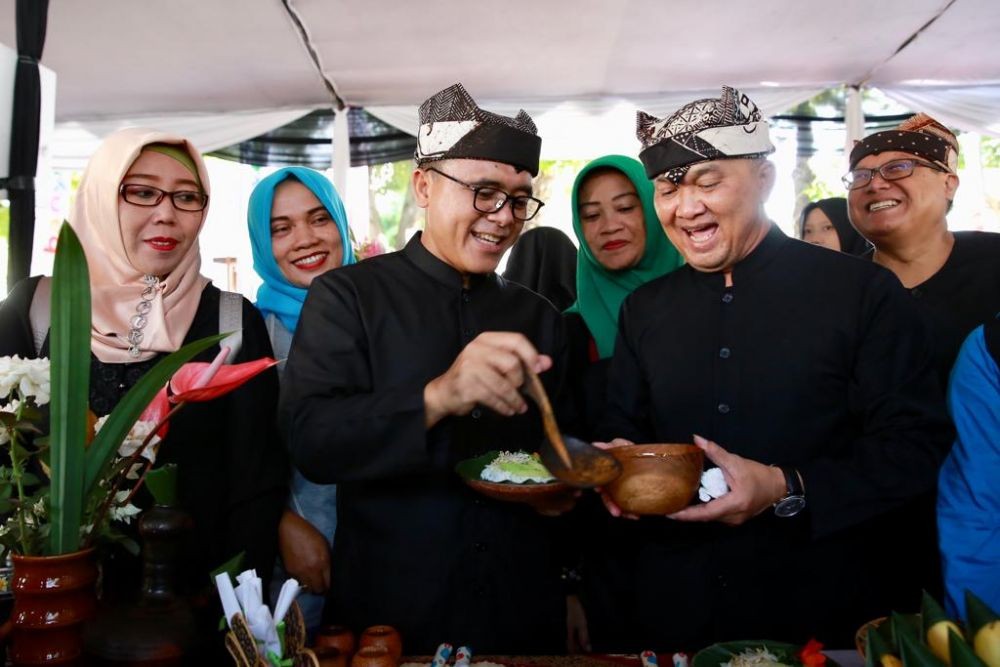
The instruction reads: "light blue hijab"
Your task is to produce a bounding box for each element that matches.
[248,167,355,333]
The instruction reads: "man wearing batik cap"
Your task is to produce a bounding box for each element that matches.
[282,84,571,653]
[846,113,1000,381]
[590,87,952,649]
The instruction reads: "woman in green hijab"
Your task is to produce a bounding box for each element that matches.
[565,154,683,436]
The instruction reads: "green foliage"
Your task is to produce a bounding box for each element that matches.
[802,179,839,205]
[48,224,92,554]
[981,136,1000,168]
[0,202,9,240]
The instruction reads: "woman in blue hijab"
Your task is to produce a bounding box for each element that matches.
[248,167,354,633]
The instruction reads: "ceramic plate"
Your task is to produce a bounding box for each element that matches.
[693,641,841,667]
[455,450,569,505]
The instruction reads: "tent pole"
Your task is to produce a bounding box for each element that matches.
[332,107,349,199]
[845,85,865,151]
[6,0,50,291]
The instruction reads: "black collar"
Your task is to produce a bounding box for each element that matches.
[402,232,494,291]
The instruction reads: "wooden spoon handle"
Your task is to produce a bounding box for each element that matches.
[524,367,573,469]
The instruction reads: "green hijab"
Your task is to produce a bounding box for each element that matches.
[566,155,684,358]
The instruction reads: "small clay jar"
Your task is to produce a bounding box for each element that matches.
[313,645,349,667]
[351,645,395,667]
[315,624,356,656]
[359,625,402,662]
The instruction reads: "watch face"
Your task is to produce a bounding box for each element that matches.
[774,495,806,518]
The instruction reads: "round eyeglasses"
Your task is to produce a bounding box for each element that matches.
[842,158,947,191]
[119,184,209,212]
[426,167,545,221]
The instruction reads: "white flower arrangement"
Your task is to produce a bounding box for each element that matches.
[0,356,51,407]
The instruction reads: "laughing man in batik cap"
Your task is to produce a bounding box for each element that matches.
[586,87,953,650]
[281,84,574,654]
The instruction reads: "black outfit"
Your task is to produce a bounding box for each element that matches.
[594,226,953,651]
[281,233,570,654]
[563,311,610,441]
[906,231,1000,381]
[503,226,578,311]
[0,278,287,610]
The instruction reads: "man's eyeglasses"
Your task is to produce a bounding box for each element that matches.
[842,158,948,191]
[119,184,209,212]
[426,167,544,221]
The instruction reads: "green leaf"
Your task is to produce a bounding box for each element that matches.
[0,412,15,428]
[48,223,92,555]
[949,628,987,667]
[209,550,245,586]
[868,622,896,667]
[145,464,178,506]
[965,590,999,637]
[83,333,226,495]
[0,499,12,514]
[899,628,946,667]
[892,612,923,652]
[923,590,952,634]
[19,472,40,487]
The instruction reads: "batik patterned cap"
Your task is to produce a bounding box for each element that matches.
[635,86,775,182]
[848,112,959,171]
[414,83,542,176]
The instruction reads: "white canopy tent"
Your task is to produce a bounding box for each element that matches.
[1,0,999,291]
[0,0,998,157]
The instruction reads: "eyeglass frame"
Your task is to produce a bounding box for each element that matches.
[424,167,545,221]
[842,157,949,191]
[119,183,210,212]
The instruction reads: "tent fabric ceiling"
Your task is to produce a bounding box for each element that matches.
[0,0,997,123]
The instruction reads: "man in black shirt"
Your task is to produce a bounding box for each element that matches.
[281,84,571,653]
[591,87,953,650]
[846,113,1000,381]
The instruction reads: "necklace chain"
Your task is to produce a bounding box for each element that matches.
[127,275,159,358]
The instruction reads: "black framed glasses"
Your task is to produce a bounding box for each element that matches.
[426,167,545,221]
[119,184,209,212]
[842,158,947,190]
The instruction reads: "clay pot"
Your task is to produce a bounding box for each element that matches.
[605,444,704,515]
[350,645,396,667]
[313,645,349,667]
[315,624,356,656]
[359,625,401,662]
[3,547,98,666]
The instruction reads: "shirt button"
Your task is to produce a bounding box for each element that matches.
[474,542,488,553]
[462,293,471,303]
[463,328,473,337]
[717,403,731,414]
[719,347,731,359]
[717,574,728,588]
[471,408,482,420]
[722,293,734,304]
[474,586,487,596]
[911,288,922,299]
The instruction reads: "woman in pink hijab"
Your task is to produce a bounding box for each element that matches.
[0,128,287,652]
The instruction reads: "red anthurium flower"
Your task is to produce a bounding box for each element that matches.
[139,386,171,438]
[168,353,278,404]
[798,639,826,667]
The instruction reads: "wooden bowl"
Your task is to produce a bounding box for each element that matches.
[315,625,356,656]
[351,645,396,667]
[359,625,401,662]
[605,444,703,515]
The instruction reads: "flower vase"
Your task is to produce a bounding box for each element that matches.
[83,504,198,665]
[2,547,98,666]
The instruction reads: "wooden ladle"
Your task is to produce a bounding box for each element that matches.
[523,367,622,488]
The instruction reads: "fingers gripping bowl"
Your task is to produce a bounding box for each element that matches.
[604,444,704,515]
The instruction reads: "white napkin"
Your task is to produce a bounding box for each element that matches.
[215,568,302,660]
[698,467,730,502]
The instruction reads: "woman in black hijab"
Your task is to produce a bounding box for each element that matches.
[799,197,871,256]
[503,226,578,310]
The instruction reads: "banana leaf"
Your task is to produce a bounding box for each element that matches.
[924,591,953,633]
[900,629,946,667]
[950,629,987,667]
[965,591,999,638]
[47,223,91,555]
[869,623,897,667]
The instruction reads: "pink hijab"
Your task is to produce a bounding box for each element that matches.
[69,128,211,363]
